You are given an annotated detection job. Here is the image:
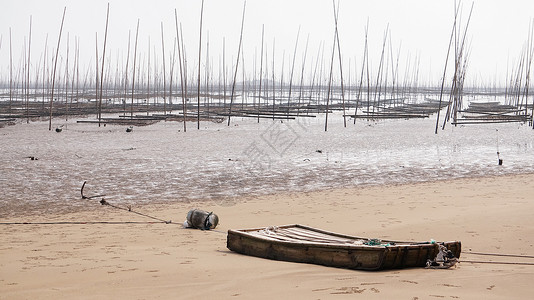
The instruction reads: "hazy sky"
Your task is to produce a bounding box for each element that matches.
[1,0,533,86]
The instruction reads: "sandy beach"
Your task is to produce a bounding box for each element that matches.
[1,172,534,299]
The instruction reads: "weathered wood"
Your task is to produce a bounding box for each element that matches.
[227,224,461,271]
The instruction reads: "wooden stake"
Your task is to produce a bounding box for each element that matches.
[272,39,276,119]
[161,22,166,115]
[287,26,300,116]
[169,38,176,115]
[75,36,80,111]
[131,19,140,118]
[297,34,309,117]
[333,0,347,127]
[174,9,187,132]
[95,33,99,120]
[64,32,69,121]
[324,1,338,131]
[257,24,264,123]
[205,32,210,117]
[222,37,227,110]
[147,36,151,115]
[41,34,48,109]
[353,20,368,124]
[227,1,246,126]
[98,3,110,126]
[122,31,131,116]
[197,0,204,129]
[26,16,32,124]
[180,24,188,121]
[49,7,66,131]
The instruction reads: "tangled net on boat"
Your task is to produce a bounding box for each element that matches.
[426,243,459,269]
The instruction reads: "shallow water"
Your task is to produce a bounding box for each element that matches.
[0,109,533,217]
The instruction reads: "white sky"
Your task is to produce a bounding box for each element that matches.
[1,0,533,87]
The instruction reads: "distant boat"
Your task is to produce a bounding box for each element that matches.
[227,224,461,270]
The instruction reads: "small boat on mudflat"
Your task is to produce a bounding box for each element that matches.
[227,224,461,270]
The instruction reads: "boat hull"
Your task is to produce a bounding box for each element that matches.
[227,224,461,270]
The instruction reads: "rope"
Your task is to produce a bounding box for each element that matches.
[464,251,534,259]
[81,182,171,224]
[0,221,168,225]
[204,211,213,230]
[1,182,227,233]
[0,220,227,235]
[98,200,226,234]
[100,199,171,224]
[461,260,534,266]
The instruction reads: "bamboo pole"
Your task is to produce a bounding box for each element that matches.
[297,34,309,117]
[154,45,160,108]
[365,25,370,119]
[242,45,246,110]
[222,38,227,110]
[227,1,246,126]
[257,24,264,123]
[169,38,176,115]
[522,20,533,125]
[22,40,26,121]
[353,21,368,124]
[324,2,338,132]
[434,3,459,134]
[197,0,204,129]
[309,41,322,112]
[180,24,188,119]
[347,58,351,112]
[374,24,389,116]
[272,39,276,119]
[147,37,150,115]
[263,42,269,111]
[161,22,166,115]
[205,32,210,117]
[64,33,69,121]
[382,32,390,107]
[279,50,285,111]
[95,33,99,119]
[69,37,75,114]
[174,9,186,132]
[393,43,401,102]
[388,33,395,102]
[34,47,42,111]
[98,3,110,126]
[218,54,221,108]
[41,34,48,110]
[332,0,346,127]
[442,2,474,130]
[287,26,300,116]
[49,7,66,131]
[26,16,32,124]
[131,19,140,118]
[75,36,79,111]
[122,31,131,116]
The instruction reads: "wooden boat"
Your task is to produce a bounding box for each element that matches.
[227,224,461,270]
